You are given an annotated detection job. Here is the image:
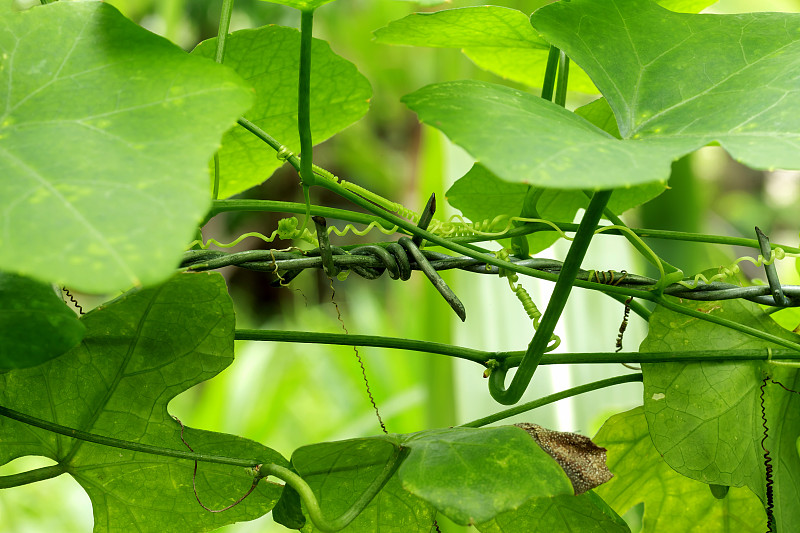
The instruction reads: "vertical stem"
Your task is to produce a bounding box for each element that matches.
[211,0,235,200]
[554,50,570,107]
[540,46,560,102]
[489,190,613,405]
[298,9,316,187]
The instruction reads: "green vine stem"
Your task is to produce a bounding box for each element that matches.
[211,0,235,200]
[236,329,800,366]
[489,190,614,405]
[0,464,66,489]
[298,9,315,188]
[0,404,397,533]
[554,50,569,107]
[540,46,560,102]
[462,374,643,428]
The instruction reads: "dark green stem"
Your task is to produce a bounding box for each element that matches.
[298,9,315,187]
[0,405,260,468]
[540,46,560,101]
[554,50,569,107]
[0,464,66,489]
[489,190,614,405]
[211,0,235,200]
[462,374,643,428]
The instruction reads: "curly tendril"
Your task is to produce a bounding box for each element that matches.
[677,248,797,289]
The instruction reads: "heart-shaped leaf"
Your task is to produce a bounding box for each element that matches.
[640,299,800,533]
[0,1,253,292]
[0,273,287,532]
[595,407,766,532]
[193,26,371,198]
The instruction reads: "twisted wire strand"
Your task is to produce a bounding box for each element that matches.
[760,378,775,532]
[180,249,800,307]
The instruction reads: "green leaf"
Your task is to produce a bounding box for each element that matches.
[293,436,435,532]
[399,427,573,525]
[403,80,679,189]
[0,273,287,532]
[532,0,800,171]
[292,426,573,528]
[193,26,371,198]
[373,6,598,93]
[446,163,665,253]
[0,272,85,370]
[475,491,630,533]
[594,407,766,532]
[0,2,253,292]
[258,0,336,11]
[640,299,800,533]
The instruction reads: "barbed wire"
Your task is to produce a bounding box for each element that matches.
[181,248,800,308]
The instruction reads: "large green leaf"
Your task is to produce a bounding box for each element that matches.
[373,2,716,93]
[640,299,800,533]
[0,1,253,292]
[0,273,287,532]
[291,426,573,528]
[193,26,371,198]
[404,80,679,190]
[475,491,630,533]
[533,0,800,171]
[446,163,665,254]
[594,407,765,532]
[0,272,85,370]
[404,0,800,190]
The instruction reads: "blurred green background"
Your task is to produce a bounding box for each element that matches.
[2,0,800,531]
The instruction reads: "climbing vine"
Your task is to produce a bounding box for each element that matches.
[1,0,800,532]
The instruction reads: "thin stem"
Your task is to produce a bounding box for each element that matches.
[207,200,396,231]
[462,374,643,428]
[211,0,235,200]
[214,0,235,64]
[236,329,493,364]
[259,447,406,533]
[554,50,569,107]
[0,405,260,469]
[490,190,614,405]
[0,464,66,489]
[540,46,560,101]
[298,9,315,187]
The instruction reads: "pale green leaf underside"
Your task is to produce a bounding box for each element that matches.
[533,0,800,171]
[0,271,85,370]
[193,26,371,198]
[0,2,253,292]
[595,407,765,532]
[0,273,287,532]
[403,80,681,189]
[373,6,597,93]
[640,299,800,533]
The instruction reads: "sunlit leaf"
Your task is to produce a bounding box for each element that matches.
[0,272,85,370]
[0,1,253,292]
[0,273,287,532]
[193,26,371,198]
[373,6,597,93]
[595,407,766,532]
[641,299,800,533]
[533,0,800,171]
